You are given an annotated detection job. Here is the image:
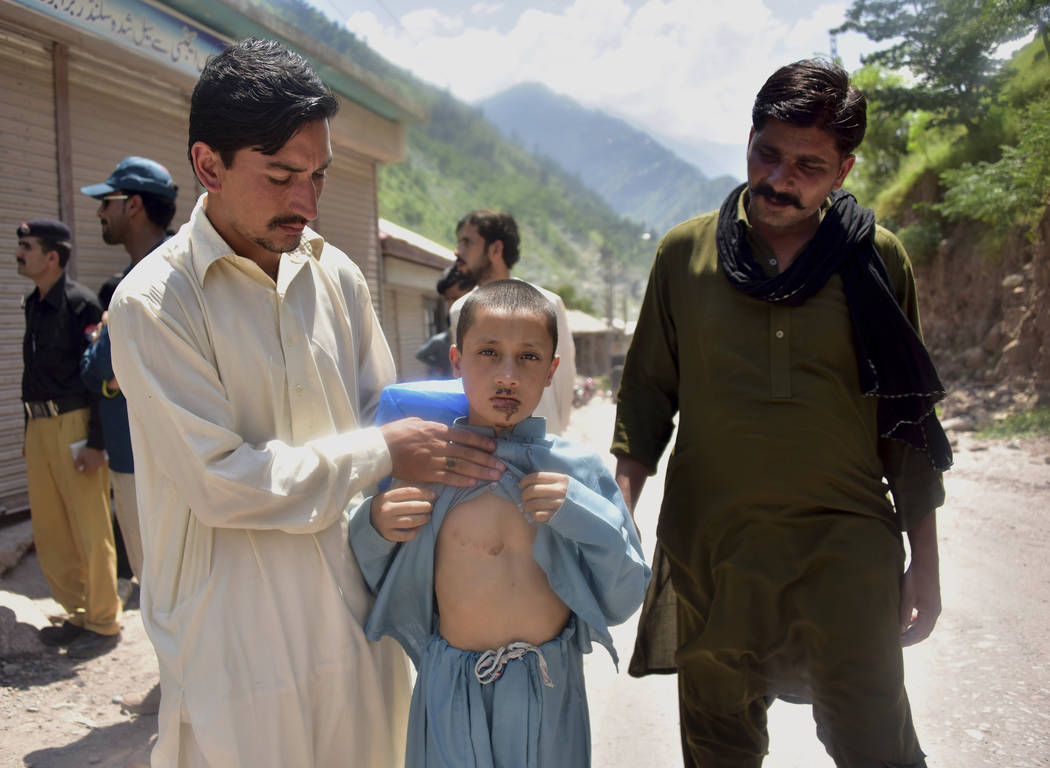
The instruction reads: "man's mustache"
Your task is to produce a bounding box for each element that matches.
[268,215,309,229]
[752,183,804,209]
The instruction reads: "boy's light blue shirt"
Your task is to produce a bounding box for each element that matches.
[349,416,650,766]
[349,416,650,666]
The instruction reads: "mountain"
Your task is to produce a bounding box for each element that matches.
[265,0,656,314]
[652,132,746,181]
[478,82,740,234]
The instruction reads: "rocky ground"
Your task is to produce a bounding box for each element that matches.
[1,392,1048,768]
[0,568,157,768]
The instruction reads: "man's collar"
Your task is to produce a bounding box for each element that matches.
[451,415,548,440]
[38,272,68,307]
[187,193,325,287]
[737,187,834,264]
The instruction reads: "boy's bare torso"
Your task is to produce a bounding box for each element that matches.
[435,491,570,651]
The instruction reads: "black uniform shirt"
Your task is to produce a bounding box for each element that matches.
[22,272,105,448]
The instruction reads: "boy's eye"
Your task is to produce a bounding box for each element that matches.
[521,352,540,361]
[478,348,496,357]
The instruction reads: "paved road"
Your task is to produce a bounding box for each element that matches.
[570,396,1050,767]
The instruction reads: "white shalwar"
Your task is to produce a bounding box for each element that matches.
[108,194,412,768]
[449,281,575,435]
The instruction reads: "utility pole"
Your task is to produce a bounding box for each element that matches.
[601,245,615,378]
[601,246,614,328]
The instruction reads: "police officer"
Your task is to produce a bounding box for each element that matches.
[17,219,121,658]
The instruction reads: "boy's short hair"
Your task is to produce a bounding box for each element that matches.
[456,279,558,355]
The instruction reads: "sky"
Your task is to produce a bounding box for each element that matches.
[301,2,925,178]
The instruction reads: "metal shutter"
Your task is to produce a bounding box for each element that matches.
[66,47,198,297]
[381,285,401,374]
[315,149,382,314]
[0,25,58,512]
[394,287,428,381]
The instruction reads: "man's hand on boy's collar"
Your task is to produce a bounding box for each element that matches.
[519,472,568,523]
[371,485,435,542]
[380,417,506,486]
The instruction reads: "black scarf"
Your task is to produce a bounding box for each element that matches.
[716,183,952,471]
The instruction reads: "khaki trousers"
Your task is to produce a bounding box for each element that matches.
[25,408,121,635]
[111,470,143,581]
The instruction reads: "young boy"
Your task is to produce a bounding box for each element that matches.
[349,279,650,767]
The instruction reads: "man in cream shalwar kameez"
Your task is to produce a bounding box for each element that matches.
[110,43,503,768]
[106,39,504,768]
[109,195,412,767]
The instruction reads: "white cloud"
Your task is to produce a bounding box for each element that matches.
[344,10,386,46]
[343,0,872,154]
[400,8,465,38]
[471,1,504,14]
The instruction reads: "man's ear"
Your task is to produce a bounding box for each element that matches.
[545,354,560,386]
[487,238,504,268]
[125,193,144,218]
[450,344,462,377]
[191,142,224,193]
[833,154,856,190]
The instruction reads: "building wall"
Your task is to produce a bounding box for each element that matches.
[0,24,58,509]
[382,257,441,382]
[0,1,403,514]
[315,146,380,305]
[574,332,615,378]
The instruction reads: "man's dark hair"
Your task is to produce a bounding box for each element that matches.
[34,236,71,268]
[127,189,178,231]
[189,38,339,169]
[752,58,867,156]
[457,210,520,269]
[436,265,474,296]
[456,279,557,355]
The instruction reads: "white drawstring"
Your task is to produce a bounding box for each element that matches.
[474,642,554,688]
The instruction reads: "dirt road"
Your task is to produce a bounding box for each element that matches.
[574,397,1050,768]
[2,395,1049,767]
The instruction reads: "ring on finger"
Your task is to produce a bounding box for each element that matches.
[445,456,457,470]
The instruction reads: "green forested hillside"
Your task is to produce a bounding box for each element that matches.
[838,0,1050,259]
[379,90,655,301]
[267,0,655,312]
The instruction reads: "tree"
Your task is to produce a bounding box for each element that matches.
[550,284,597,316]
[999,0,1050,61]
[847,64,919,204]
[934,94,1050,231]
[834,0,1050,130]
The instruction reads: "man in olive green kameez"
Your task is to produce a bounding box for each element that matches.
[612,59,951,768]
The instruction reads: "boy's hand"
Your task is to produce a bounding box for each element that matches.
[519,472,568,523]
[371,486,436,542]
